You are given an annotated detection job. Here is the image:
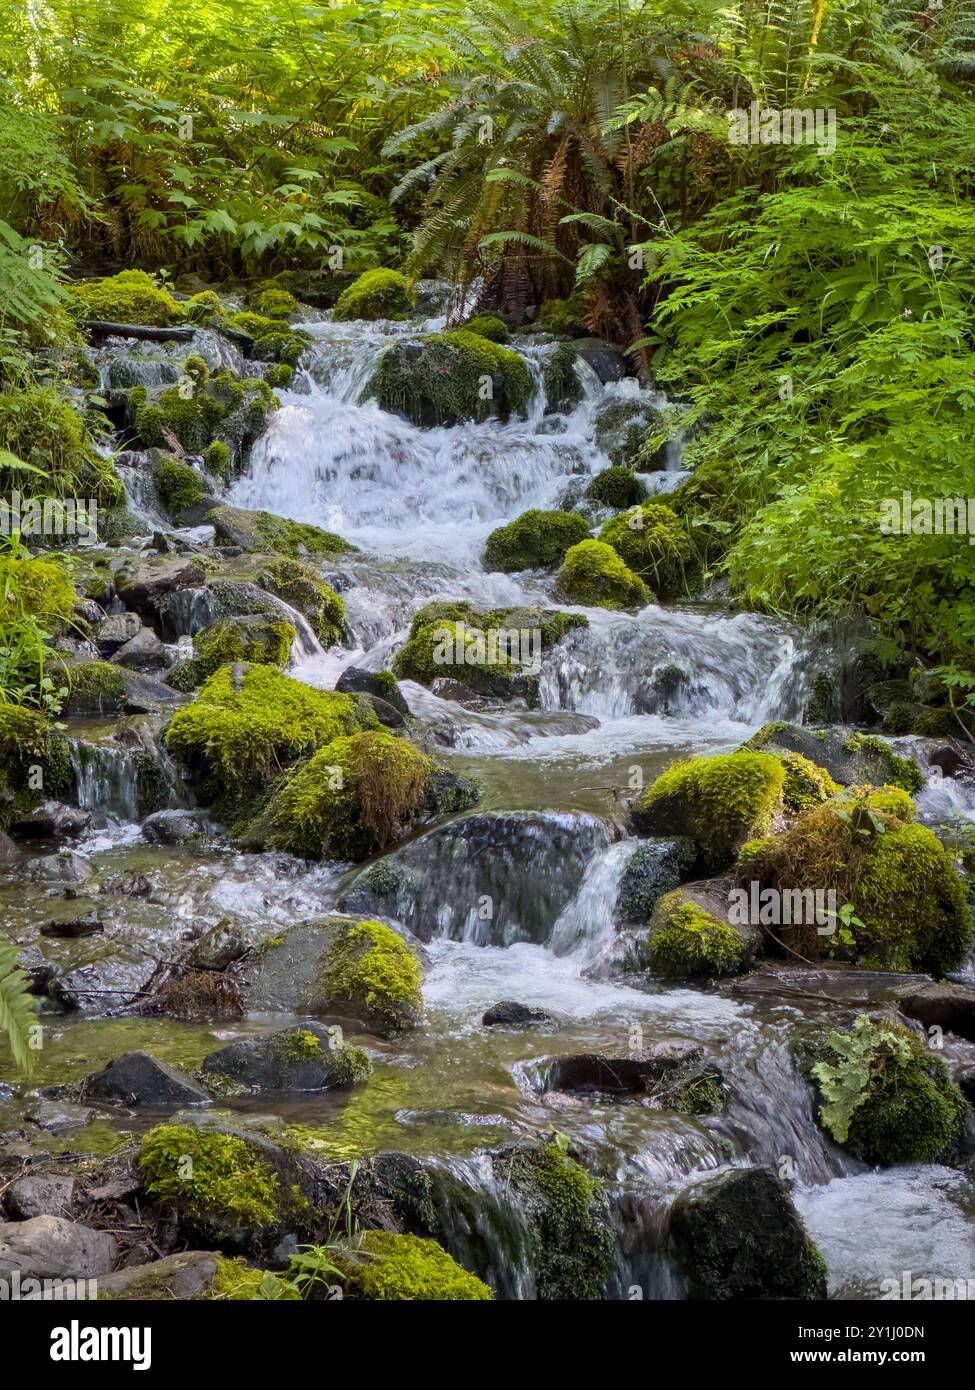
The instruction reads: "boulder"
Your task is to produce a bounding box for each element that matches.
[28,849,93,884]
[141,808,215,846]
[334,667,410,714]
[898,981,975,1043]
[200,1023,371,1094]
[0,1216,117,1280]
[95,1250,219,1301]
[572,338,631,383]
[4,1175,75,1222]
[95,610,142,657]
[9,803,91,838]
[115,553,207,628]
[482,1001,552,1029]
[81,1051,211,1108]
[113,627,173,673]
[667,1167,828,1299]
[744,723,922,794]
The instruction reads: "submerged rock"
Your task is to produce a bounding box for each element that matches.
[80,1051,212,1108]
[200,1024,371,1094]
[482,1001,552,1029]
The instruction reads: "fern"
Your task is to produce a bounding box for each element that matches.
[0,938,37,1077]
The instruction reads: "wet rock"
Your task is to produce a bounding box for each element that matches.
[335,667,410,715]
[95,610,142,656]
[28,849,93,885]
[200,1023,371,1094]
[572,338,631,383]
[366,694,407,728]
[725,963,930,1010]
[40,909,105,938]
[594,396,665,467]
[27,1099,97,1134]
[9,802,91,839]
[0,1216,117,1280]
[141,808,215,845]
[431,676,479,703]
[667,1167,828,1300]
[0,828,16,863]
[4,1175,75,1222]
[745,722,922,792]
[898,981,975,1043]
[615,838,696,923]
[113,627,173,673]
[926,741,974,780]
[187,919,249,972]
[96,1250,218,1301]
[483,1001,552,1029]
[81,1051,212,1108]
[115,553,207,629]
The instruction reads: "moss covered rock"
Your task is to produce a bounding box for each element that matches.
[62,660,129,715]
[542,342,584,414]
[554,538,650,610]
[586,466,648,510]
[598,501,693,599]
[334,1230,492,1300]
[200,1023,371,1095]
[164,663,369,818]
[129,370,277,468]
[647,889,749,978]
[207,504,354,561]
[483,509,590,573]
[333,269,416,322]
[632,751,786,873]
[166,615,296,691]
[67,270,186,327]
[745,722,923,795]
[0,706,75,831]
[593,397,665,468]
[0,553,76,632]
[504,1141,614,1300]
[154,458,210,519]
[461,313,509,343]
[368,330,532,427]
[253,555,346,646]
[812,1015,971,1165]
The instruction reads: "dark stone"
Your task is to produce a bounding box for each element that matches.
[335,666,410,714]
[200,1023,369,1094]
[40,910,105,939]
[187,919,249,972]
[113,627,173,673]
[482,1001,552,1029]
[141,809,215,845]
[115,553,208,629]
[365,694,406,728]
[668,1167,828,1299]
[81,1051,211,1108]
[28,850,93,884]
[542,1044,699,1095]
[572,338,632,383]
[615,838,696,923]
[926,741,974,781]
[95,610,142,657]
[898,982,975,1043]
[9,803,91,839]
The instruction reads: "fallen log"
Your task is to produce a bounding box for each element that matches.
[85,320,255,355]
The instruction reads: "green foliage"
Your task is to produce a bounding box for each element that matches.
[0,389,121,504]
[0,936,37,1077]
[483,508,589,573]
[0,703,74,824]
[333,269,415,322]
[555,538,650,610]
[155,458,207,517]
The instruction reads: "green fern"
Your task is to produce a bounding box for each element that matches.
[0,938,37,1077]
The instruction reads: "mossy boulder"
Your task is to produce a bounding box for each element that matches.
[368,331,532,427]
[0,389,122,505]
[503,1142,615,1300]
[246,729,478,861]
[154,457,210,520]
[137,1121,312,1253]
[482,509,590,573]
[62,660,129,715]
[646,888,750,978]
[745,723,923,795]
[240,916,423,1037]
[333,269,416,322]
[632,751,786,874]
[615,838,697,923]
[333,1231,492,1300]
[129,370,277,468]
[0,554,76,632]
[164,663,370,818]
[586,465,648,510]
[593,397,665,468]
[542,342,584,414]
[252,555,347,646]
[668,1167,828,1300]
[200,1023,371,1095]
[461,313,509,343]
[67,270,186,327]
[812,1015,971,1166]
[598,501,693,599]
[0,707,75,831]
[166,615,296,691]
[220,311,311,364]
[554,539,651,610]
[248,285,300,319]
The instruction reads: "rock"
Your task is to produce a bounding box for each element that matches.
[335,666,410,714]
[898,981,975,1043]
[540,1043,718,1108]
[668,1167,828,1299]
[81,1051,212,1108]
[571,338,631,383]
[365,694,406,728]
[27,1099,97,1134]
[115,553,207,629]
[745,722,922,793]
[141,808,215,846]
[0,828,16,863]
[40,910,104,938]
[96,1250,219,1301]
[187,919,249,972]
[4,1175,75,1221]
[593,395,665,467]
[431,676,479,703]
[28,849,93,885]
[94,610,142,656]
[113,627,173,673]
[482,1001,552,1029]
[200,1023,371,1094]
[926,741,974,780]
[0,1216,117,1280]
[615,838,696,923]
[8,802,91,839]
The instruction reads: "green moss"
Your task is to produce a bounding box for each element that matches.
[64,660,128,714]
[542,341,584,413]
[208,1255,300,1301]
[648,892,746,978]
[0,389,122,505]
[164,663,366,815]
[67,270,185,327]
[257,555,346,644]
[779,752,841,811]
[255,520,353,561]
[0,705,75,829]
[461,313,509,343]
[665,1073,726,1115]
[507,1142,614,1301]
[132,370,276,458]
[315,918,423,1036]
[633,751,786,873]
[155,458,207,517]
[221,311,310,364]
[586,466,648,509]
[843,732,924,794]
[185,290,222,325]
[813,1016,970,1165]
[135,749,168,819]
[333,269,416,322]
[555,538,651,610]
[0,554,76,632]
[263,363,294,390]
[335,1231,492,1300]
[249,286,299,318]
[138,1125,293,1240]
[168,616,296,691]
[266,729,434,861]
[369,331,532,426]
[203,440,231,481]
[483,509,590,573]
[598,501,693,599]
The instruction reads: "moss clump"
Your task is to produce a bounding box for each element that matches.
[0,705,74,829]
[208,1256,300,1301]
[483,509,590,573]
[542,341,584,413]
[461,313,509,343]
[63,660,128,714]
[265,729,435,861]
[843,732,924,795]
[648,892,746,978]
[778,752,841,812]
[164,663,366,816]
[0,389,122,505]
[586,466,648,510]
[0,554,76,632]
[369,331,532,427]
[507,1142,614,1300]
[812,1016,971,1165]
[255,519,353,562]
[316,918,423,1036]
[333,269,416,322]
[167,616,296,691]
[221,311,310,364]
[131,371,277,458]
[633,751,786,873]
[594,398,665,468]
[334,1231,492,1300]
[263,363,294,390]
[67,270,185,327]
[555,538,651,610]
[138,1124,299,1242]
[185,290,222,325]
[534,296,584,335]
[155,458,208,517]
[598,501,693,599]
[257,555,346,644]
[249,286,299,319]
